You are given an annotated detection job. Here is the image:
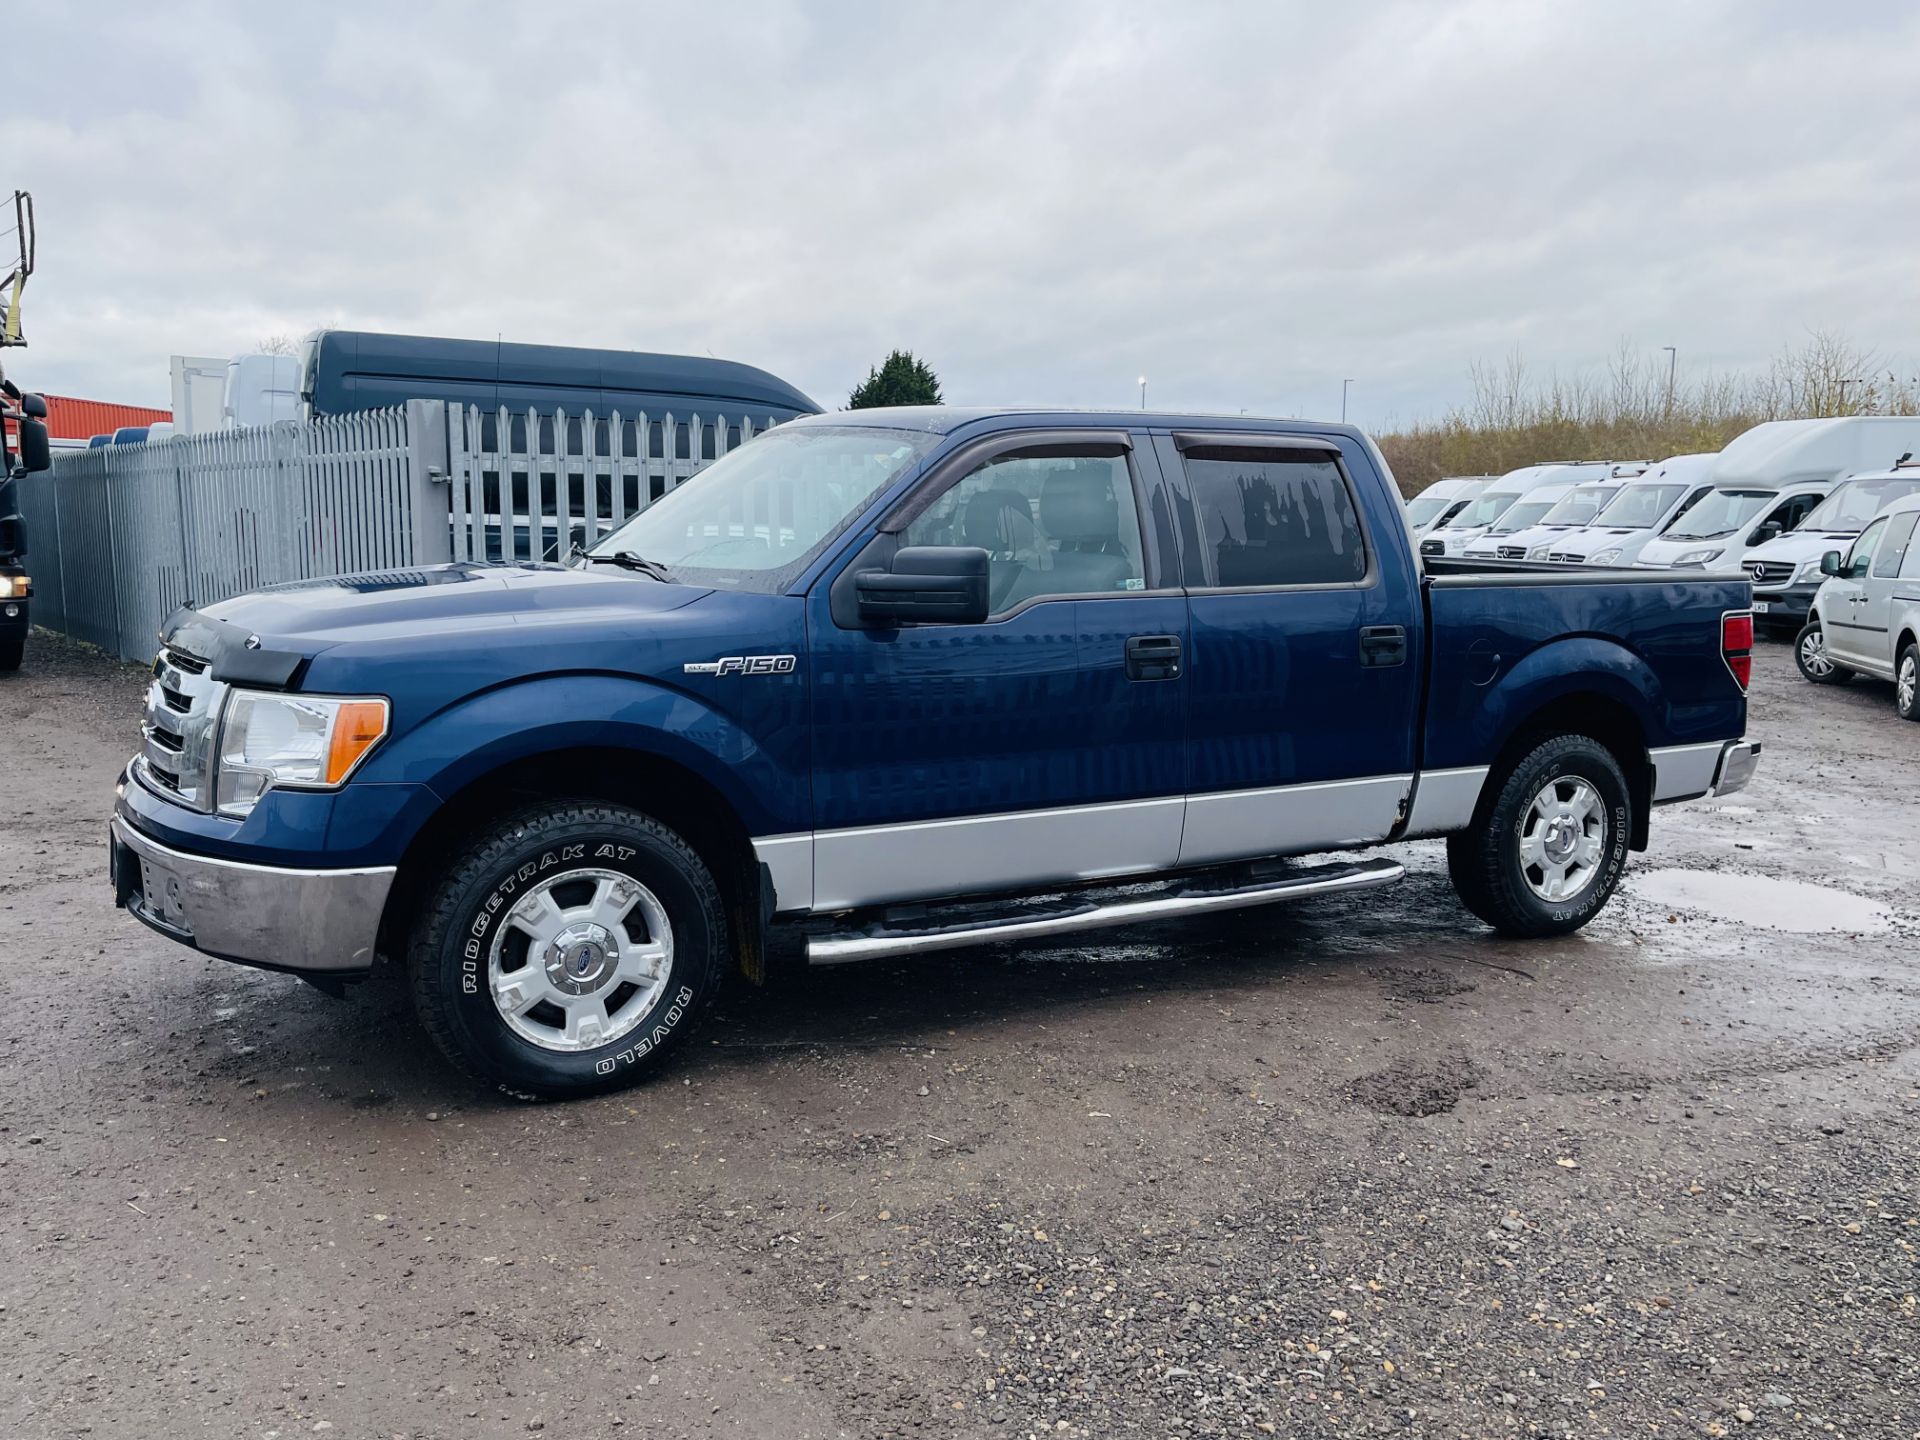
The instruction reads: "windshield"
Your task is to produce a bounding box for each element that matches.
[1798,476,1920,533]
[584,425,940,592]
[1449,489,1520,529]
[1405,495,1452,527]
[1593,482,1686,529]
[1487,500,1554,535]
[1539,485,1614,527]
[1664,489,1770,539]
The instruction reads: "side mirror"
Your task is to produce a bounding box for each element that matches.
[20,392,48,420]
[856,545,990,626]
[1819,549,1844,577]
[15,417,52,474]
[1753,521,1782,544]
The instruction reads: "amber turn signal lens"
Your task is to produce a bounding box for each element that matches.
[324,699,389,783]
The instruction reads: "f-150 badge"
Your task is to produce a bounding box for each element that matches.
[683,655,798,676]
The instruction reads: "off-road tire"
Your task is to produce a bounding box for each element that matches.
[408,801,727,1100]
[1794,619,1853,685]
[1897,642,1920,723]
[0,632,22,673]
[1446,734,1632,939]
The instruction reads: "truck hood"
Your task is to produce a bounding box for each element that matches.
[186,561,709,655]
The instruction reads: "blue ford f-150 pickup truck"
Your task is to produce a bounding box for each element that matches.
[110,408,1760,1097]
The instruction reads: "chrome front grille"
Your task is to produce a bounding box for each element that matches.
[1496,545,1529,560]
[1419,538,1444,557]
[1548,551,1582,563]
[1747,561,1795,587]
[138,645,227,812]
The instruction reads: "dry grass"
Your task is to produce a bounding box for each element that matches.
[1378,333,1920,497]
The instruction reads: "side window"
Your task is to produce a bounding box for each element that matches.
[1180,449,1369,588]
[901,451,1147,614]
[1847,517,1889,580]
[1871,511,1918,579]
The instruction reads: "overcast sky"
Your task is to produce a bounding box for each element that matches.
[8,1,1919,428]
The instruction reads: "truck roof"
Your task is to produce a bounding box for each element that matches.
[788,406,1374,441]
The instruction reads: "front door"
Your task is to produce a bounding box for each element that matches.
[1847,509,1918,674]
[806,435,1188,911]
[1155,432,1423,866]
[1825,515,1890,667]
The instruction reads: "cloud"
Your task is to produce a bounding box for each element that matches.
[9,0,1920,428]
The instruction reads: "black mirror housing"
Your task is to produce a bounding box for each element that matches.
[14,417,52,474]
[856,545,991,626]
[1754,522,1781,543]
[20,392,48,420]
[1819,549,1843,577]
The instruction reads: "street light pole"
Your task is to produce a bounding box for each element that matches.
[1341,379,1353,423]
[1138,376,1147,410]
[1662,346,1677,413]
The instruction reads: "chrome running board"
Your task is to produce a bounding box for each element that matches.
[806,856,1405,965]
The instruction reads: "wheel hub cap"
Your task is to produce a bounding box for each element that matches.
[1518,777,1607,903]
[547,922,618,996]
[485,866,675,1053]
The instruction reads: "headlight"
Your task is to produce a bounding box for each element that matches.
[1589,547,1624,565]
[215,690,390,818]
[0,574,28,599]
[1794,558,1827,583]
[1672,548,1723,566]
[1526,543,1552,559]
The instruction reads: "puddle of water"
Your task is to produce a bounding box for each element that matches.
[1626,869,1893,933]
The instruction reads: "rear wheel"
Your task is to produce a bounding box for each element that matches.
[1447,734,1632,938]
[409,801,728,1099]
[1794,619,1853,684]
[1897,643,1920,723]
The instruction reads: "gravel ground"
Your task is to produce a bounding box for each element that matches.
[2,628,1916,1439]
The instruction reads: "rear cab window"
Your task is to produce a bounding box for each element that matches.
[1173,438,1370,588]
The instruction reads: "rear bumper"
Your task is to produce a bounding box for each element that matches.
[109,814,395,976]
[1711,739,1762,798]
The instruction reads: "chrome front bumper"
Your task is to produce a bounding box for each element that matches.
[109,815,396,975]
[1711,739,1762,798]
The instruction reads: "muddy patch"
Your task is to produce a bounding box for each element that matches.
[1368,965,1476,1004]
[1626,868,1894,933]
[1346,1053,1486,1117]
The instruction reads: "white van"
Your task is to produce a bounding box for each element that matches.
[1636,483,1829,572]
[1464,478,1631,560]
[1541,453,1720,566]
[1404,475,1493,536]
[1419,462,1628,558]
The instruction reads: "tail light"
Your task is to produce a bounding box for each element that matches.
[1722,612,1753,691]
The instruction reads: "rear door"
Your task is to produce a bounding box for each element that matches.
[1156,431,1422,866]
[1824,515,1889,666]
[806,430,1190,910]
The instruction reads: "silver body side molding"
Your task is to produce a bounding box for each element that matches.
[1399,765,1492,839]
[1177,774,1409,868]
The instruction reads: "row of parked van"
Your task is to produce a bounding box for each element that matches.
[1406,416,1920,638]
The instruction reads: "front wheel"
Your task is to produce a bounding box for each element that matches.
[1447,734,1632,938]
[0,631,22,673]
[1897,643,1920,723]
[1794,619,1853,685]
[409,802,728,1099]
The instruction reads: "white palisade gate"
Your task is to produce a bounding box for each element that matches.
[17,400,777,664]
[443,403,779,563]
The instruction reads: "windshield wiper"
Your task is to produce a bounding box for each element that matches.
[584,550,676,582]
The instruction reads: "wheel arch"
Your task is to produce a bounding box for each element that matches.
[378,746,771,984]
[1479,690,1654,851]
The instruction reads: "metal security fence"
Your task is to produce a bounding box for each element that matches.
[21,401,449,664]
[444,403,782,563]
[19,398,781,665]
